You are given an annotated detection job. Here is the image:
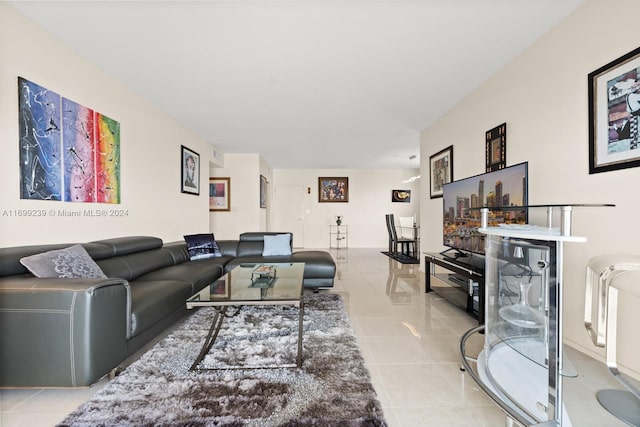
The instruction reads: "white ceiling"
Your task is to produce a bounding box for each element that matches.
[9,0,586,169]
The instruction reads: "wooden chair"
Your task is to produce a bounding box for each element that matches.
[385,214,417,258]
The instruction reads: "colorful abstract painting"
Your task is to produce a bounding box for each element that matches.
[18,77,62,200]
[95,113,121,204]
[18,77,121,204]
[62,98,95,202]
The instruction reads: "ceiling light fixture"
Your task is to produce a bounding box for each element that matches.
[402,175,420,183]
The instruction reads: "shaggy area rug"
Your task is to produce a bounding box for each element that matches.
[59,294,387,426]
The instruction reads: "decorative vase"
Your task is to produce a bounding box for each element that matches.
[499,281,544,329]
[336,219,342,226]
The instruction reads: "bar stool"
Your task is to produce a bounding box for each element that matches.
[585,255,640,426]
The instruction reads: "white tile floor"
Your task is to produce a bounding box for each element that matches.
[0,248,630,426]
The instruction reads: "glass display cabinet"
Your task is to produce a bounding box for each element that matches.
[460,204,613,427]
[329,224,348,249]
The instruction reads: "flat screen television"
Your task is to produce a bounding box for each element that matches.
[442,162,528,256]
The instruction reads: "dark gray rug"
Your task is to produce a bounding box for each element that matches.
[59,294,387,426]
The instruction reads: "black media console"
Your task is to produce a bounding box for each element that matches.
[424,252,485,324]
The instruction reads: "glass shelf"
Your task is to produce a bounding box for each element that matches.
[467,203,615,210]
[473,203,615,240]
[329,224,348,250]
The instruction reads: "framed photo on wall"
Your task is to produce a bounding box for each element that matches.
[589,46,640,174]
[318,177,349,202]
[209,177,230,211]
[260,175,267,208]
[392,189,411,202]
[485,122,506,172]
[429,145,453,199]
[181,145,200,195]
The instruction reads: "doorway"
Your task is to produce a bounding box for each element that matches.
[272,185,305,248]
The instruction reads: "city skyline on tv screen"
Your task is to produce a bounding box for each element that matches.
[442,162,528,254]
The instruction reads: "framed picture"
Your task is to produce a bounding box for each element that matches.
[392,189,411,203]
[181,145,200,195]
[318,177,349,202]
[589,46,640,174]
[429,145,453,199]
[485,122,506,172]
[209,177,230,211]
[209,278,229,299]
[260,175,267,208]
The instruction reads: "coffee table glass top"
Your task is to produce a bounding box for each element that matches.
[187,262,305,306]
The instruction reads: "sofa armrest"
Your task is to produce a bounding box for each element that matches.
[0,277,131,387]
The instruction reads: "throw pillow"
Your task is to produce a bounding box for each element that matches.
[183,233,221,260]
[262,233,292,256]
[20,244,107,279]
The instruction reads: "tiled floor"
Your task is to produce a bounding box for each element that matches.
[0,248,630,426]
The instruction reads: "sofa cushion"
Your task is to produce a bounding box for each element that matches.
[96,248,175,281]
[128,280,193,338]
[216,240,238,257]
[91,236,163,256]
[236,241,264,257]
[289,251,337,279]
[183,234,221,260]
[20,245,107,279]
[161,242,191,264]
[262,234,292,256]
[137,258,227,294]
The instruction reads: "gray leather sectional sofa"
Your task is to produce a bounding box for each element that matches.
[0,232,336,388]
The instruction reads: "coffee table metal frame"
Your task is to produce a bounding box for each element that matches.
[186,263,305,371]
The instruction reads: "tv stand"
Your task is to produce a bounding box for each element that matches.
[439,247,465,258]
[425,252,485,324]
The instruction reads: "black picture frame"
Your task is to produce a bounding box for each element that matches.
[391,189,411,203]
[318,177,349,202]
[260,175,267,208]
[209,177,230,211]
[181,145,200,195]
[429,146,453,199]
[589,46,640,174]
[485,122,506,172]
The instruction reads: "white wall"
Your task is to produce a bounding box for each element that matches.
[0,3,211,246]
[420,0,640,376]
[273,169,420,248]
[209,153,273,239]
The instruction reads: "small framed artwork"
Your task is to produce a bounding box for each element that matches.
[260,175,267,208]
[429,145,453,199]
[589,46,640,174]
[392,189,411,203]
[318,177,349,202]
[181,145,200,195]
[209,177,230,211]
[485,122,506,172]
[209,278,229,299]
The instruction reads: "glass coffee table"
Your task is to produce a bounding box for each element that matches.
[186,262,305,370]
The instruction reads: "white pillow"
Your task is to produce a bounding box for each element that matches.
[20,244,107,279]
[262,234,292,256]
